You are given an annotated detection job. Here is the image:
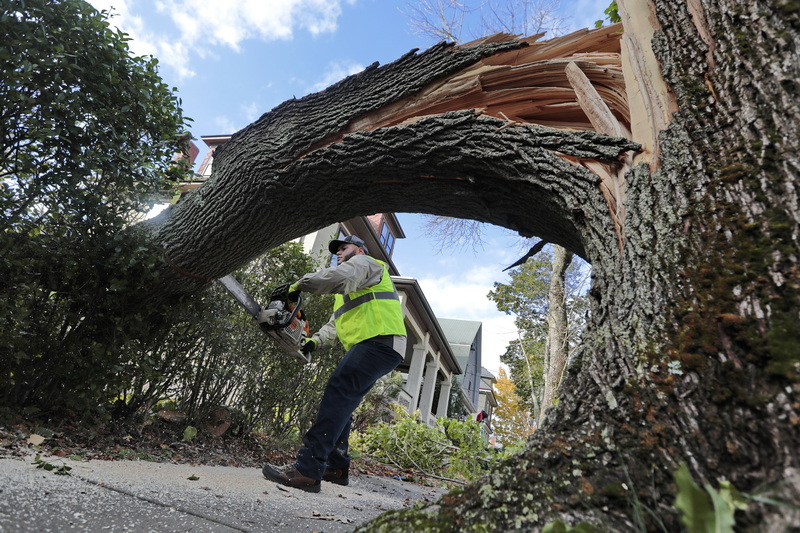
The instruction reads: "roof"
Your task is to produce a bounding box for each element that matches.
[437,318,482,346]
[438,318,482,368]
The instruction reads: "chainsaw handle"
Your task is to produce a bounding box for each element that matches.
[261,294,303,330]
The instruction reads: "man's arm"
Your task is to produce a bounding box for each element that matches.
[311,313,337,348]
[295,255,383,295]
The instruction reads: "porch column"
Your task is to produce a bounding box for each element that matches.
[418,356,440,425]
[404,342,427,415]
[436,375,452,418]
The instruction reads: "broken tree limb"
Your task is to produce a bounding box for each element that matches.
[154,110,637,296]
[151,25,641,296]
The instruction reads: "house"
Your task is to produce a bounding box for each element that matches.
[437,319,483,414]
[192,134,494,428]
[478,366,498,422]
[437,319,497,438]
[478,366,498,441]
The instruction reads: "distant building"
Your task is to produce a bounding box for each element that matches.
[437,319,496,434]
[478,366,498,439]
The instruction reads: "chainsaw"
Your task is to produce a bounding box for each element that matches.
[218,275,312,363]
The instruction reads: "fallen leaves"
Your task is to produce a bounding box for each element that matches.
[27,434,45,446]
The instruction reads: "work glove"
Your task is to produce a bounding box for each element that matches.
[270,282,291,303]
[272,281,301,303]
[288,281,301,303]
[301,338,317,356]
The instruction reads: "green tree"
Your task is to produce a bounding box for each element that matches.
[112,241,345,439]
[201,243,344,438]
[0,0,190,416]
[489,246,588,420]
[594,1,621,28]
[500,336,545,418]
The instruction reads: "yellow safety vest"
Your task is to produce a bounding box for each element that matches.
[333,259,406,351]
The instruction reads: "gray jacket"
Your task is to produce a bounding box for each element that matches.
[296,255,392,349]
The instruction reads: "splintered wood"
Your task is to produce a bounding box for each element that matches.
[348,23,635,251]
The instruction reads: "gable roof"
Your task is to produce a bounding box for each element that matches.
[438,318,482,345]
[438,318,482,366]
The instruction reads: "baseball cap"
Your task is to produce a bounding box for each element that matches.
[329,235,369,254]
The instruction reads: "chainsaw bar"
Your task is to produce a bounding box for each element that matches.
[218,275,311,363]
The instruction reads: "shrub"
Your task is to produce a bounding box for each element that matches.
[1,0,189,417]
[118,242,344,440]
[353,404,499,483]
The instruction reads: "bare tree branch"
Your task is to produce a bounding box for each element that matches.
[405,0,570,46]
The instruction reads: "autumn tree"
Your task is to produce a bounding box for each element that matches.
[491,367,535,447]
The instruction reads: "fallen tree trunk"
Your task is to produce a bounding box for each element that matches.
[147,26,633,296]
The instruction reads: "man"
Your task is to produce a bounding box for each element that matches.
[262,235,407,492]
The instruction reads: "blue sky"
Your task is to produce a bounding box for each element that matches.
[91,0,603,373]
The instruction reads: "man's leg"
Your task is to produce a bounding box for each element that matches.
[322,418,352,485]
[295,341,401,479]
[327,417,351,470]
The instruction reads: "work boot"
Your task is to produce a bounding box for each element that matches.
[262,463,321,493]
[322,467,349,486]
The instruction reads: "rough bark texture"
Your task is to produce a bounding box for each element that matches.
[144,2,799,530]
[152,107,632,294]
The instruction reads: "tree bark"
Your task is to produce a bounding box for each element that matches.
[145,28,634,297]
[142,3,799,529]
[540,244,572,425]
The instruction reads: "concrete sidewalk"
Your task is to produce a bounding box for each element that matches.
[0,453,447,532]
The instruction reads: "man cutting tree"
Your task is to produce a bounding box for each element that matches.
[262,235,407,492]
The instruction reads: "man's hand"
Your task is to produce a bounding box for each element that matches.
[288,281,301,302]
[272,281,301,303]
[301,338,317,356]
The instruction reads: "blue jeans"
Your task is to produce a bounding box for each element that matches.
[295,340,402,479]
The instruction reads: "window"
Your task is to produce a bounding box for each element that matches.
[379,223,395,255]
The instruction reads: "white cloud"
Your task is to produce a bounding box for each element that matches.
[242,102,262,123]
[308,60,366,93]
[417,275,495,319]
[416,267,517,375]
[479,315,516,375]
[155,38,195,79]
[90,0,348,80]
[213,116,239,135]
